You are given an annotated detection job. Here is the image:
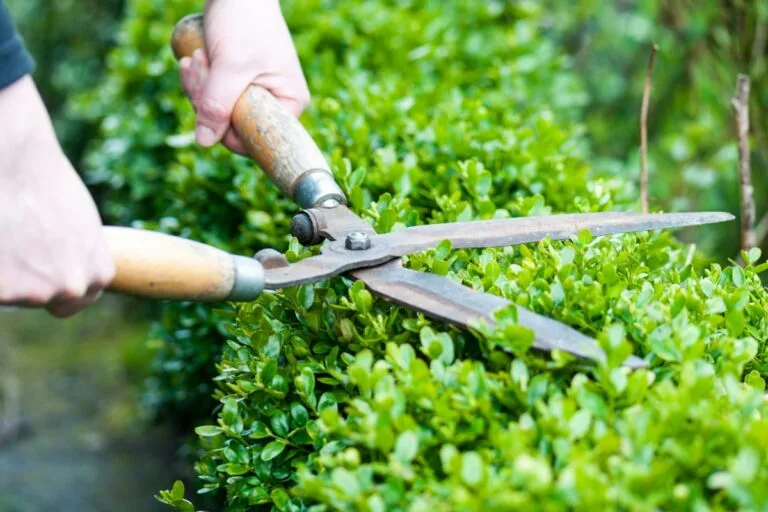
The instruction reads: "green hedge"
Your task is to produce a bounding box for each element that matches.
[76,0,768,510]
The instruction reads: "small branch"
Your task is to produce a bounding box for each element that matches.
[731,74,755,250]
[751,18,767,72]
[640,45,658,214]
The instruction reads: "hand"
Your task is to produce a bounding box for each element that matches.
[179,0,310,154]
[0,75,116,317]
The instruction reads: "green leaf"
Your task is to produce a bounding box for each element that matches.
[331,467,360,495]
[172,480,185,501]
[745,370,765,391]
[725,310,745,336]
[195,425,222,437]
[261,441,286,461]
[578,229,593,245]
[222,398,238,425]
[248,420,270,439]
[271,411,290,437]
[747,247,761,264]
[649,325,681,362]
[353,289,373,314]
[731,266,745,286]
[394,431,419,463]
[435,240,452,260]
[460,451,484,487]
[290,402,310,427]
[221,398,243,435]
[568,409,592,439]
[271,488,291,511]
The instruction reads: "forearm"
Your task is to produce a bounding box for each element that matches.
[0,75,62,181]
[0,1,54,180]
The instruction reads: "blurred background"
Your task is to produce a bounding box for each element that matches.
[0,0,765,510]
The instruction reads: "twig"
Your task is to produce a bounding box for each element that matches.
[751,18,767,72]
[731,74,755,250]
[640,45,658,214]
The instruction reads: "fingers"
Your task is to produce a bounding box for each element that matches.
[3,241,117,319]
[178,48,310,155]
[194,51,253,148]
[257,71,311,119]
[222,129,247,155]
[44,261,113,318]
[45,286,103,318]
[179,50,247,155]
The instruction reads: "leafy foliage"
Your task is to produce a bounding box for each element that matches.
[77,0,768,510]
[545,0,768,259]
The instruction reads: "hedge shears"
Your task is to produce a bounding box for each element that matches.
[99,14,733,369]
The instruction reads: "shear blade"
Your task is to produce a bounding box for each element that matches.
[377,211,735,255]
[350,259,647,369]
[264,210,733,289]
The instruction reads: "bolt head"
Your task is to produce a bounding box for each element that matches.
[345,231,371,250]
[291,211,321,246]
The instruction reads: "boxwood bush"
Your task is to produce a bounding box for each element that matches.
[76,0,768,510]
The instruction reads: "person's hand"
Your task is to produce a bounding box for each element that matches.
[0,75,116,317]
[179,0,310,155]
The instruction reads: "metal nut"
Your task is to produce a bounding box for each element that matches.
[345,231,371,250]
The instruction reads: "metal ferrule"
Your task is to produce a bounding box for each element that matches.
[227,255,265,301]
[294,169,347,209]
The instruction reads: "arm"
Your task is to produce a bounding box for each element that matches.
[0,1,115,317]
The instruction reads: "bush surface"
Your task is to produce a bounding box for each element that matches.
[78,1,768,510]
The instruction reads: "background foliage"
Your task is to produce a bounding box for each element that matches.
[6,0,124,166]
[8,0,768,510]
[544,0,768,258]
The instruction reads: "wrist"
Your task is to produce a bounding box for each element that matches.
[0,75,64,178]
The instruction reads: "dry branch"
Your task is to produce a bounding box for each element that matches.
[731,74,755,250]
[640,45,658,214]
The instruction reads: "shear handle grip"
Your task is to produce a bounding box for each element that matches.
[104,227,264,302]
[170,13,344,208]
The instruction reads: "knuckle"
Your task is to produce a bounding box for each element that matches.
[57,278,88,301]
[198,97,229,123]
[47,303,79,319]
[92,270,115,290]
[219,54,252,73]
[18,288,56,305]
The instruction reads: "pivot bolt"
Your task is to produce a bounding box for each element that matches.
[345,231,371,250]
[291,211,321,246]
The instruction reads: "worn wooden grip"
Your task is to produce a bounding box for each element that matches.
[103,227,262,302]
[170,13,332,203]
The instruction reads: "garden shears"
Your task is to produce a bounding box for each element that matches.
[98,14,734,369]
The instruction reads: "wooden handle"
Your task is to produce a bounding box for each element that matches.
[104,227,264,302]
[171,13,344,208]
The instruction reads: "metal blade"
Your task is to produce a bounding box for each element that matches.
[264,210,734,289]
[350,259,647,369]
[375,211,735,255]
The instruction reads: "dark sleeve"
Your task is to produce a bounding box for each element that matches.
[0,0,34,90]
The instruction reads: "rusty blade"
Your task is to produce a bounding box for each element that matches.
[264,210,734,289]
[349,259,646,369]
[374,211,735,255]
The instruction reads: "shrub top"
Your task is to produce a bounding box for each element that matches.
[77,1,768,510]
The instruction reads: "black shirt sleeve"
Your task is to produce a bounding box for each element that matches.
[0,0,34,90]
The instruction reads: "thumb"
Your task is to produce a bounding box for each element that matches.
[195,57,251,147]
